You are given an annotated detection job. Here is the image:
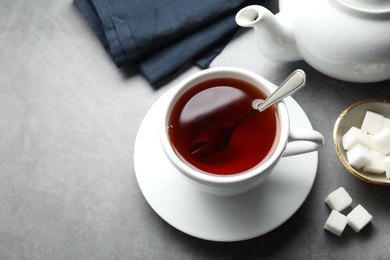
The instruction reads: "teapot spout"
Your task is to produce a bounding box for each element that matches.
[236,5,301,62]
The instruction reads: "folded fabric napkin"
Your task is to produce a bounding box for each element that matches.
[74,0,266,87]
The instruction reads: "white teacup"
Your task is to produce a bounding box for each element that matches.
[160,67,324,196]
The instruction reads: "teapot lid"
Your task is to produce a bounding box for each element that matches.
[335,0,390,15]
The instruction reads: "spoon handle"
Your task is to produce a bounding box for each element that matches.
[257,69,306,112]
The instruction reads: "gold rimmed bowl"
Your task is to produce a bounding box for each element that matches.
[333,99,390,185]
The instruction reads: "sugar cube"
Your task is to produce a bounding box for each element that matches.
[347,204,372,233]
[324,210,348,236]
[361,111,384,134]
[325,187,352,212]
[346,143,371,169]
[382,117,390,130]
[371,128,390,154]
[342,126,370,150]
[367,134,381,152]
[363,151,385,174]
[384,157,390,178]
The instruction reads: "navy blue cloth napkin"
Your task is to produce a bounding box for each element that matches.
[74,0,263,87]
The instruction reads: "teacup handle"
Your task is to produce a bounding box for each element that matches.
[283,129,324,157]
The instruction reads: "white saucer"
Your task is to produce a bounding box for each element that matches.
[134,89,318,242]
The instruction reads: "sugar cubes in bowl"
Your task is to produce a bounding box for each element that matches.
[333,99,390,185]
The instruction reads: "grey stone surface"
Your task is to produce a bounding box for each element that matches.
[1,0,390,259]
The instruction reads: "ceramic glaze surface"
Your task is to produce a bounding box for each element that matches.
[237,0,390,83]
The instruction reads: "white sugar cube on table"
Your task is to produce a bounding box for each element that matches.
[325,187,352,212]
[361,111,384,134]
[324,210,348,236]
[371,128,390,154]
[342,127,370,150]
[347,204,373,233]
[363,151,385,174]
[323,188,374,236]
[346,143,371,169]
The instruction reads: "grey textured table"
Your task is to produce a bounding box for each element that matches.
[1,0,390,259]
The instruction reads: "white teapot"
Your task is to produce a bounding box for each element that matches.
[235,0,390,83]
